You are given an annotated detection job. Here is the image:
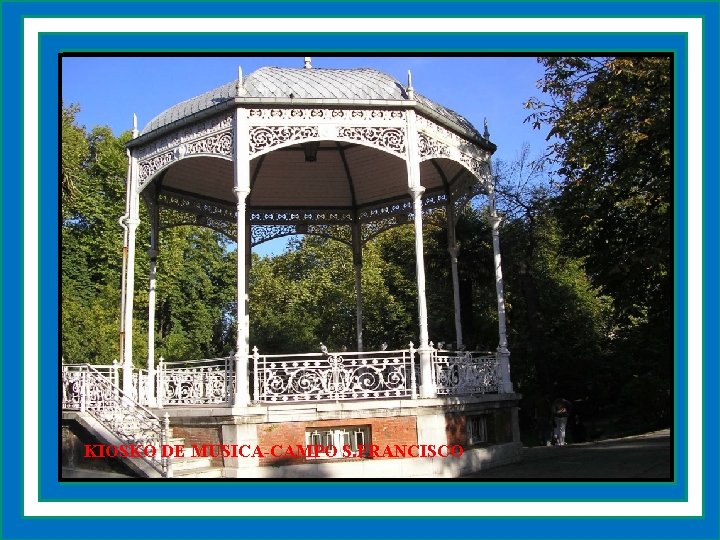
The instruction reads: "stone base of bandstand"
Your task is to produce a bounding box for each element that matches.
[159,393,522,479]
[222,441,522,479]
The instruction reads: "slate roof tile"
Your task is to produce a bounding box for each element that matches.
[141,66,482,140]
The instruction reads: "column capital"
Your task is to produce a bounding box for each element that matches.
[234,186,251,198]
[408,185,425,200]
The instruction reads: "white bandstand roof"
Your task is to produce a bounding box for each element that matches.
[127,64,496,245]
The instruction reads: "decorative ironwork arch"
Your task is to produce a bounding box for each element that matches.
[159,221,237,243]
[136,113,234,191]
[247,129,407,161]
[141,153,235,194]
[251,224,352,248]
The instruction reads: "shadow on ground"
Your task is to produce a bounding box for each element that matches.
[463,429,672,480]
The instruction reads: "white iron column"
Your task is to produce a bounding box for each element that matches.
[146,247,158,406]
[118,174,131,363]
[352,221,363,352]
[448,245,463,349]
[121,152,140,397]
[410,185,435,397]
[489,190,513,393]
[354,264,363,352]
[446,204,463,349]
[409,186,430,347]
[406,108,435,398]
[246,214,252,346]
[233,108,251,407]
[119,121,139,367]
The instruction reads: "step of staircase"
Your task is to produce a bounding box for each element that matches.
[159,427,220,476]
[171,455,214,472]
[161,427,226,478]
[172,465,225,479]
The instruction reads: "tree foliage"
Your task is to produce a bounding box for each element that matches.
[524,56,673,430]
[61,104,89,219]
[526,57,671,325]
[250,232,418,354]
[62,106,131,363]
[61,105,237,365]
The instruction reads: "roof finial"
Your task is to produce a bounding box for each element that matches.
[483,117,490,139]
[132,113,138,138]
[236,65,244,96]
[407,69,415,100]
[304,57,312,69]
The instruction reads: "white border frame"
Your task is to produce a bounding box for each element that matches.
[27,16,702,517]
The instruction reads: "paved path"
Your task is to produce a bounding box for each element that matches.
[464,429,672,479]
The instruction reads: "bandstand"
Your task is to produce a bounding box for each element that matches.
[62,59,521,478]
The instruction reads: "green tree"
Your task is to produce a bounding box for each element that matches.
[61,105,237,365]
[526,56,673,428]
[248,249,319,353]
[153,227,237,361]
[61,106,131,364]
[503,214,612,395]
[526,57,671,326]
[61,104,89,220]
[249,234,416,354]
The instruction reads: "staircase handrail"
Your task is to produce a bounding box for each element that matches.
[63,363,171,477]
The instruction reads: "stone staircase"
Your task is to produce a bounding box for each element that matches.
[165,428,224,479]
[62,363,224,479]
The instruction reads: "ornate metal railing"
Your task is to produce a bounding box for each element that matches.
[132,369,148,404]
[61,363,171,477]
[431,350,499,395]
[62,345,500,414]
[91,362,120,384]
[253,347,418,402]
[157,357,235,407]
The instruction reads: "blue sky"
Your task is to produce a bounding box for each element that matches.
[62,55,551,253]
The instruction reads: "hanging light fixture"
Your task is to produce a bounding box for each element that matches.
[302,141,320,162]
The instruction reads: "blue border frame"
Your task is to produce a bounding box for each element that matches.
[41,32,689,505]
[2,2,718,539]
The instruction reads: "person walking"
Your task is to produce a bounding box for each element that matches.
[552,397,572,445]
